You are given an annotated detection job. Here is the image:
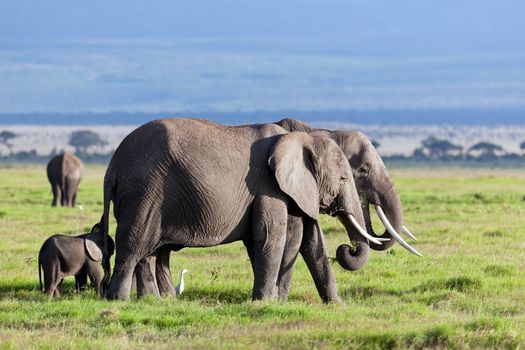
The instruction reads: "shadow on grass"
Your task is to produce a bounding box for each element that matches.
[413,276,482,293]
[341,275,483,300]
[181,286,251,304]
[0,279,97,301]
[341,285,403,299]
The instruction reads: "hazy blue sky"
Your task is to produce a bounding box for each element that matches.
[0,1,524,115]
[1,1,523,53]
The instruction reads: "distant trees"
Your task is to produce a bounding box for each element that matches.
[467,142,505,158]
[0,130,17,155]
[413,136,463,159]
[68,130,107,154]
[410,136,517,161]
[520,141,525,151]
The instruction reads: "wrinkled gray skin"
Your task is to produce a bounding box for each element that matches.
[102,118,367,302]
[38,229,115,298]
[140,118,403,301]
[46,152,84,207]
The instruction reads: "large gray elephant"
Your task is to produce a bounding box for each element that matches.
[46,152,84,207]
[138,118,421,301]
[100,118,372,302]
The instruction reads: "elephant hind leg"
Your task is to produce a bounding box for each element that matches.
[156,248,176,297]
[60,184,67,207]
[106,226,145,300]
[107,258,137,300]
[43,261,61,298]
[135,255,160,298]
[65,177,77,207]
[51,183,61,207]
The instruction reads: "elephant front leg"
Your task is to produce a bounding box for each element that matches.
[251,195,287,301]
[135,255,160,298]
[300,218,341,303]
[275,214,303,301]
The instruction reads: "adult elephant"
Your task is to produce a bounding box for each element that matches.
[141,118,421,301]
[101,118,372,302]
[46,152,84,207]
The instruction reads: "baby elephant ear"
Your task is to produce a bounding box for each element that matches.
[85,238,103,262]
[268,132,319,220]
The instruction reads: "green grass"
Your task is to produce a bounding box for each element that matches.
[1,165,524,349]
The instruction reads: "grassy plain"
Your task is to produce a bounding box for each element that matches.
[0,164,524,349]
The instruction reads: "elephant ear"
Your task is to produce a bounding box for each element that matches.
[268,132,319,220]
[85,238,103,262]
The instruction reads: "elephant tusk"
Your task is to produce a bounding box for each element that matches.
[402,225,418,241]
[375,205,422,257]
[349,215,383,245]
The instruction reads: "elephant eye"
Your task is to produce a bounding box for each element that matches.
[358,165,370,175]
[339,176,347,182]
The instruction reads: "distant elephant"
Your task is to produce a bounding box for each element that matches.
[100,118,371,302]
[38,226,115,297]
[46,152,84,207]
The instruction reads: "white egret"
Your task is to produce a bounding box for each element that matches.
[175,269,189,295]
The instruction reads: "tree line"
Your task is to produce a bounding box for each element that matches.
[1,130,525,164]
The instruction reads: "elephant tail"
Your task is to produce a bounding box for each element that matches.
[38,248,43,292]
[101,175,114,296]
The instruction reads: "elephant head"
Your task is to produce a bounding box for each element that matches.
[275,118,421,270]
[331,130,421,257]
[84,228,115,261]
[269,131,373,271]
[87,222,115,297]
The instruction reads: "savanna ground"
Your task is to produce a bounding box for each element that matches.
[0,164,524,349]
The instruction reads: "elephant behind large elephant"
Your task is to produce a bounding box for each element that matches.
[46,152,84,207]
[101,118,372,302]
[276,118,421,259]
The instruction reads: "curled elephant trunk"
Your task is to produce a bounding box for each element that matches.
[365,192,422,257]
[335,213,370,271]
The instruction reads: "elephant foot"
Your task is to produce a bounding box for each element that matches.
[106,263,135,300]
[106,287,131,301]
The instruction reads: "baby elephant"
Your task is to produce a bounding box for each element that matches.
[38,227,114,297]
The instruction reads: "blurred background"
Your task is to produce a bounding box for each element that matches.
[0,0,524,165]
